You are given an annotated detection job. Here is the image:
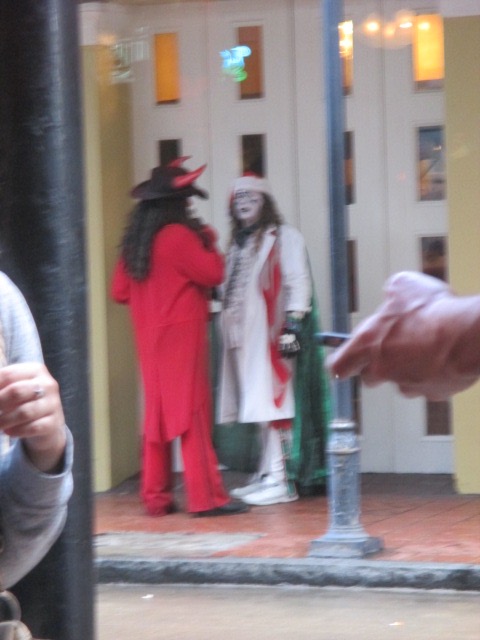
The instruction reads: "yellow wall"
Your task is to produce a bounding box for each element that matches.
[444,17,480,493]
[82,46,140,491]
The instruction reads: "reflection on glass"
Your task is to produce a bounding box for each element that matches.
[238,26,263,100]
[413,14,444,91]
[154,33,180,104]
[417,126,445,201]
[339,20,353,96]
[220,46,251,83]
[241,134,265,176]
[159,139,181,165]
[420,235,451,436]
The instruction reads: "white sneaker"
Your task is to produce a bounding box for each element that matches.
[242,482,298,506]
[230,475,269,499]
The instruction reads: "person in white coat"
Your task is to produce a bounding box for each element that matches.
[217,174,314,506]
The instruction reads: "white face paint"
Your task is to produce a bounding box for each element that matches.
[232,190,264,227]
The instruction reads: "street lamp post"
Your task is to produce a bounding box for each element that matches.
[309,0,382,559]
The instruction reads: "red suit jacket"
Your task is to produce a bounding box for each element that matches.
[111,223,224,443]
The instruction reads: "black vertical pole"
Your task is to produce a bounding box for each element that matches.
[0,2,94,639]
[322,0,353,419]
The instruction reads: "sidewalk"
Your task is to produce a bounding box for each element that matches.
[94,472,480,591]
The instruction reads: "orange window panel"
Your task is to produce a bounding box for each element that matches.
[154,33,180,104]
[413,14,444,86]
[238,26,263,99]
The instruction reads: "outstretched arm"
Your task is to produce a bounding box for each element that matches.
[326,271,480,400]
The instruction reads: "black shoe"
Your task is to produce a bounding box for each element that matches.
[165,502,179,514]
[193,501,250,517]
[145,502,178,517]
[298,483,327,497]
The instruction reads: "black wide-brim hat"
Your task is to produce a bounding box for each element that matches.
[130,157,208,200]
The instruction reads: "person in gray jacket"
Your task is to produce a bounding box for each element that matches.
[0,271,73,588]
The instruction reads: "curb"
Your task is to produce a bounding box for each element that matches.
[95,556,480,592]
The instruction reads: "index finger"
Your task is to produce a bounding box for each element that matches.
[326,334,370,379]
[325,313,386,379]
[0,362,44,389]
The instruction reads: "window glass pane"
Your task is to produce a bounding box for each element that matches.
[426,399,451,436]
[154,33,180,104]
[159,139,181,165]
[238,26,264,100]
[347,239,358,313]
[420,235,451,436]
[413,14,444,90]
[345,131,355,204]
[421,236,447,281]
[241,134,265,176]
[353,377,362,435]
[339,20,353,96]
[417,126,445,201]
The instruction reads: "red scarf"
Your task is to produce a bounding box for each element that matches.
[259,232,292,429]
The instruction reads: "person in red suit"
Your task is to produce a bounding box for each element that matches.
[111,158,248,517]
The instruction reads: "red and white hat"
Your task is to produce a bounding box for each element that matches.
[232,173,272,197]
[131,157,208,200]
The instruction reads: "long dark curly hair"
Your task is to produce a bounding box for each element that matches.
[120,198,211,280]
[228,193,283,248]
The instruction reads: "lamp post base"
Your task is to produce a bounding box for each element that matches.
[309,531,383,558]
[311,417,384,558]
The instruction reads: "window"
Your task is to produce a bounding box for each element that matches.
[353,377,362,435]
[237,26,264,100]
[420,235,451,436]
[347,239,358,313]
[241,134,265,176]
[159,139,181,165]
[417,126,445,201]
[344,131,355,205]
[339,20,353,96]
[154,33,180,104]
[421,235,448,281]
[413,14,444,90]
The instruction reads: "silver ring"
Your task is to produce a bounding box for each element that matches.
[34,386,45,399]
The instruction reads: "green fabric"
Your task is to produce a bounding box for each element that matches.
[213,421,260,473]
[211,293,332,491]
[287,293,332,492]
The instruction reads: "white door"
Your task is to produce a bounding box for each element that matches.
[345,0,453,472]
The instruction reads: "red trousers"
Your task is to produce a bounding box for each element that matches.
[141,401,229,515]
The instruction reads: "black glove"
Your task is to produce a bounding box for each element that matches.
[278,316,302,359]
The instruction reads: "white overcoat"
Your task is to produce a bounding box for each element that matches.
[217,224,312,424]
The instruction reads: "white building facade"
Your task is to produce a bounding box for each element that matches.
[80,0,480,490]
